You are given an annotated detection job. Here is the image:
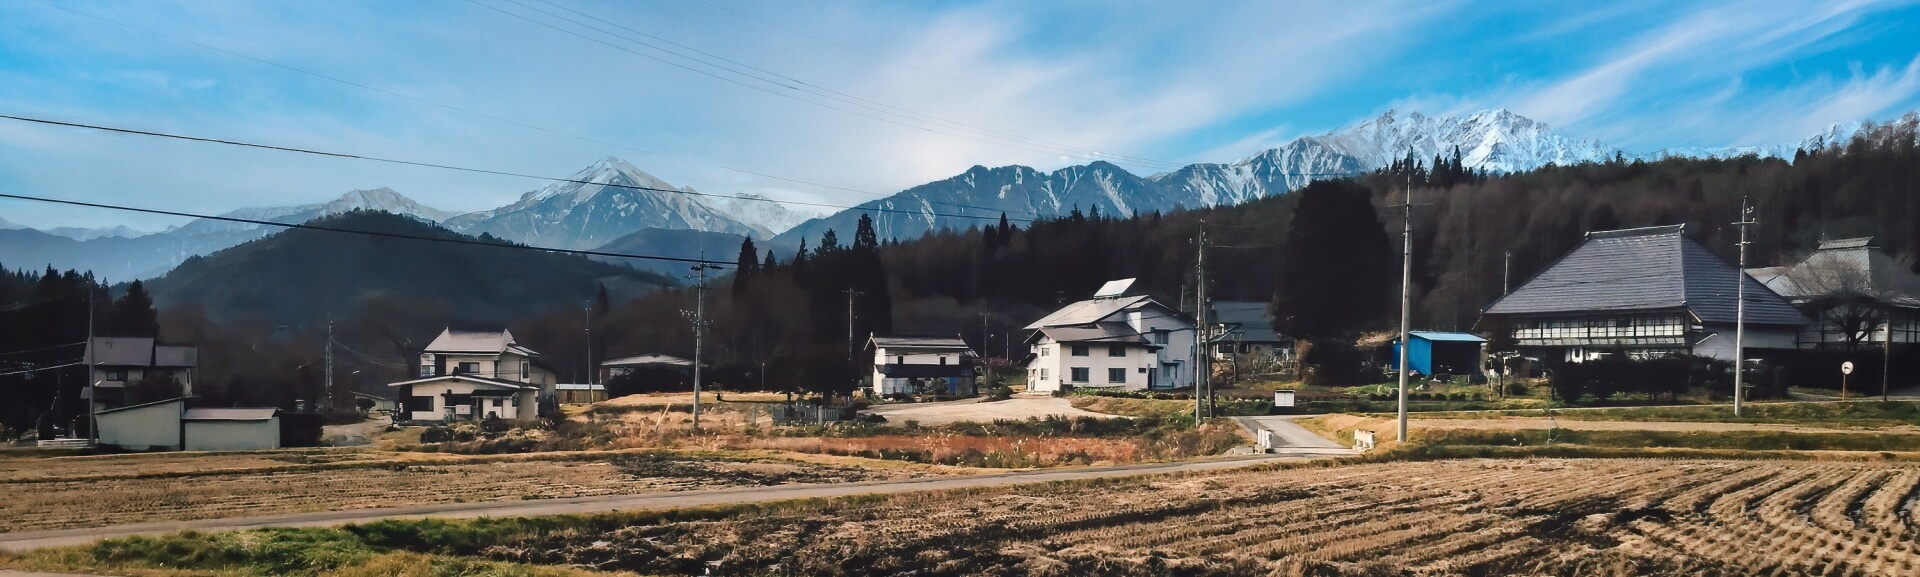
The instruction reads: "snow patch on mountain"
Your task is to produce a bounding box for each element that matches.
[41,225,156,241]
[701,193,821,236]
[444,157,762,249]
[1313,109,1620,172]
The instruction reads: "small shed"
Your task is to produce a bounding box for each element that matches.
[95,398,185,450]
[554,383,607,404]
[1391,331,1487,376]
[183,408,281,451]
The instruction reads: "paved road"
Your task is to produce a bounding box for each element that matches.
[1234,415,1355,451]
[0,452,1351,553]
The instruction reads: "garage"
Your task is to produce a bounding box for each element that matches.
[182,408,282,451]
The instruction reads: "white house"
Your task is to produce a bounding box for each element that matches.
[387,328,554,423]
[83,337,197,411]
[867,336,978,397]
[1023,279,1196,392]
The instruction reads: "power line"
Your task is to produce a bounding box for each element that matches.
[0,342,86,357]
[470,0,1185,173]
[518,0,1185,169]
[0,113,1029,224]
[31,0,1040,217]
[691,0,1137,123]
[0,361,82,377]
[0,192,736,266]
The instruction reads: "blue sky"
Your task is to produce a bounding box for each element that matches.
[2,0,1918,230]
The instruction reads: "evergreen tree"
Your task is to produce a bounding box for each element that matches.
[762,250,776,271]
[816,229,841,257]
[853,214,880,253]
[1269,180,1395,340]
[733,237,759,295]
[111,279,159,337]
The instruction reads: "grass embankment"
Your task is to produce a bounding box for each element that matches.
[1409,400,1920,426]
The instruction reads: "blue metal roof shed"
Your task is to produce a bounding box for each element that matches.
[1392,331,1487,376]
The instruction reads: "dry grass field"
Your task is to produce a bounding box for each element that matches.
[0,449,949,533]
[13,458,1919,576]
[449,458,1920,575]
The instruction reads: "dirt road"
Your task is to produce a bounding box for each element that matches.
[0,451,1346,552]
[865,396,1113,425]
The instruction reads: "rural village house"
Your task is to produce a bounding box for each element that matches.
[386,328,555,423]
[1480,225,1809,362]
[866,336,978,397]
[1746,237,1920,350]
[82,337,197,410]
[1024,279,1196,392]
[1207,301,1294,359]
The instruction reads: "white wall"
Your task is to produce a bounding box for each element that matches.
[399,380,535,422]
[184,419,279,451]
[95,400,182,450]
[871,346,968,395]
[1028,341,1164,392]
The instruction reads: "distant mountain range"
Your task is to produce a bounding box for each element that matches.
[2,108,1908,281]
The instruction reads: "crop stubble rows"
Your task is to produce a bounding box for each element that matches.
[483,459,1920,576]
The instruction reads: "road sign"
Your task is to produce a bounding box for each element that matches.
[1841,362,1855,400]
[1842,362,1855,375]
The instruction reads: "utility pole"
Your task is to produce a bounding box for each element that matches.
[688,260,716,430]
[1396,157,1414,443]
[1195,224,1207,422]
[325,320,334,411]
[583,301,593,387]
[1733,197,1754,417]
[1503,251,1512,295]
[85,283,95,444]
[1884,311,1893,403]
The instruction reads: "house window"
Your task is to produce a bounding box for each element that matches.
[491,398,503,408]
[1040,348,1050,357]
[1108,345,1126,357]
[1039,368,1049,380]
[1070,367,1089,382]
[521,362,529,379]
[445,393,472,410]
[1152,330,1169,344]
[104,369,127,382]
[939,356,948,365]
[1071,345,1090,356]
[405,396,434,413]
[1108,368,1126,384]
[896,356,905,364]
[457,362,479,375]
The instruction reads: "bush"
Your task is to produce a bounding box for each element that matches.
[982,385,1013,402]
[419,426,451,443]
[1504,382,1530,397]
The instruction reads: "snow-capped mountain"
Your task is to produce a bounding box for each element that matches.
[1310,109,1620,172]
[702,193,821,236]
[443,157,763,250]
[41,225,154,241]
[0,188,454,280]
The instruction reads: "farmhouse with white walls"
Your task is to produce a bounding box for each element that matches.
[1023,279,1196,392]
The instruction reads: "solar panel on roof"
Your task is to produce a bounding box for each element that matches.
[1092,278,1136,298]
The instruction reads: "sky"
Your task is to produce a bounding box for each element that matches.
[1,0,1918,230]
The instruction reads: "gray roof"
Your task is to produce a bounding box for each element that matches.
[385,374,539,389]
[1032,323,1151,345]
[868,336,975,353]
[1751,237,1920,308]
[84,338,198,368]
[424,328,537,356]
[93,397,184,415]
[1024,295,1153,329]
[183,408,279,421]
[1210,301,1285,343]
[1484,225,1808,326]
[85,337,153,366]
[600,354,693,367]
[154,346,197,368]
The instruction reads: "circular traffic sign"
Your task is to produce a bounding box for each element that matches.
[1842,361,1855,375]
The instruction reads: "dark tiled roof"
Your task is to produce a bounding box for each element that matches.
[1034,323,1151,344]
[868,336,974,351]
[877,364,976,378]
[1210,301,1285,343]
[85,337,153,366]
[1485,225,1807,326]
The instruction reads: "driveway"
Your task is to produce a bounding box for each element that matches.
[1234,415,1352,451]
[0,452,1339,552]
[866,396,1114,425]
